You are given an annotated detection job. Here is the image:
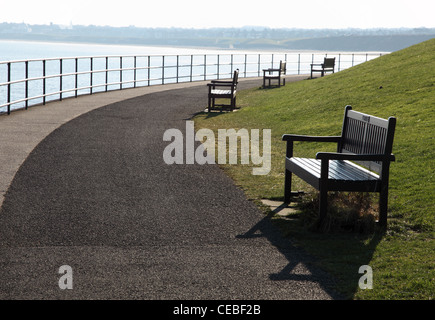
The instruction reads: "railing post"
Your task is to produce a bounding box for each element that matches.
[176,55,179,83]
[59,59,63,101]
[25,61,29,109]
[105,57,109,92]
[134,56,137,88]
[75,58,78,98]
[42,60,46,105]
[204,55,206,81]
[120,56,123,90]
[190,55,193,82]
[257,54,261,77]
[298,54,301,75]
[7,62,11,115]
[162,55,165,85]
[338,54,341,72]
[217,55,220,80]
[90,57,93,95]
[244,54,247,78]
[352,53,355,67]
[231,54,233,75]
[148,56,151,86]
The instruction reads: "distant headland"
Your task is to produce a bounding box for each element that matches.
[1,22,434,52]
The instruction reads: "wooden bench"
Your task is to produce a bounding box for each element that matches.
[310,57,335,79]
[207,69,239,112]
[282,105,396,229]
[263,60,286,88]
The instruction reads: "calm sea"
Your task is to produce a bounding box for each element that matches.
[0,39,241,61]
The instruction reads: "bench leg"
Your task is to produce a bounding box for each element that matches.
[318,160,329,227]
[208,96,216,112]
[379,187,389,229]
[284,169,292,203]
[318,188,328,228]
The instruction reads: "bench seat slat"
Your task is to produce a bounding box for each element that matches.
[290,158,379,181]
[210,89,235,95]
[287,157,381,191]
[329,160,380,181]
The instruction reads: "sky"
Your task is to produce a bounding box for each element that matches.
[1,0,434,30]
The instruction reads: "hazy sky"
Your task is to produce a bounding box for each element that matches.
[1,0,434,29]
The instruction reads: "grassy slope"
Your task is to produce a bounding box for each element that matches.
[194,38,434,299]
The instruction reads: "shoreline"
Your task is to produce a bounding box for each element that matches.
[0,38,390,57]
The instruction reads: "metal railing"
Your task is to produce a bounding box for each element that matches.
[0,52,385,115]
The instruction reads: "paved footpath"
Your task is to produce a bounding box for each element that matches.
[0,76,341,299]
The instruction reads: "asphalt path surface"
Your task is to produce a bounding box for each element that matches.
[0,78,340,300]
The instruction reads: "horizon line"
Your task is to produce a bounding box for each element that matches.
[2,21,435,31]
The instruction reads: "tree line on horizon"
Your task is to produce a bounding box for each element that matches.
[1,22,434,52]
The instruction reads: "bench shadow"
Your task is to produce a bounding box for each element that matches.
[236,209,383,299]
[260,86,282,90]
[191,109,241,120]
[236,211,343,299]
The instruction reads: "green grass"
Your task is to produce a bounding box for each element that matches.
[194,38,435,299]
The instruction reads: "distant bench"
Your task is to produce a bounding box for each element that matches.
[207,69,239,112]
[310,58,335,79]
[263,60,286,88]
[282,105,396,229]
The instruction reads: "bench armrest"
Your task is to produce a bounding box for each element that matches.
[263,68,280,72]
[283,135,341,159]
[282,134,341,142]
[207,83,236,88]
[316,152,396,162]
[210,80,234,84]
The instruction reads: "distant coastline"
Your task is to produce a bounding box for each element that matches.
[1,22,434,52]
[0,39,365,57]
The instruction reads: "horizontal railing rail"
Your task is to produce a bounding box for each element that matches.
[0,52,385,115]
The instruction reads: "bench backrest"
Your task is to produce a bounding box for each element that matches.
[232,69,239,88]
[279,61,287,74]
[323,58,335,69]
[338,105,396,174]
